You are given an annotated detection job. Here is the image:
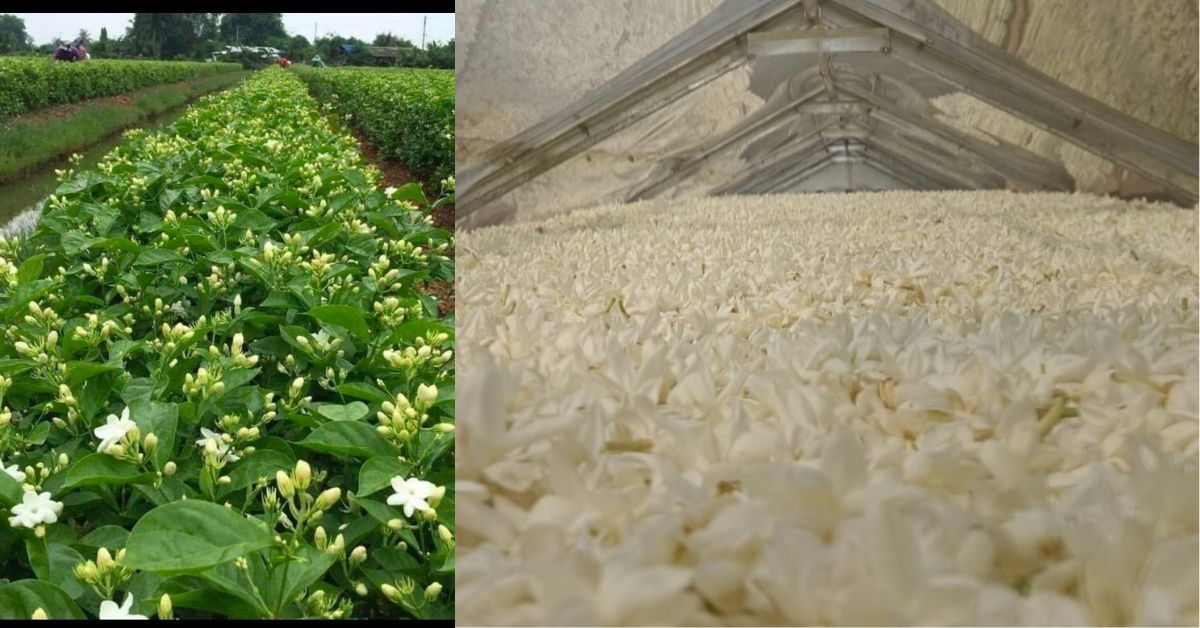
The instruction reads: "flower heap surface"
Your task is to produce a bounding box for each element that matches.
[457,190,1198,626]
[0,68,453,619]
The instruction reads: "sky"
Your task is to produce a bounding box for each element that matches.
[11,13,455,47]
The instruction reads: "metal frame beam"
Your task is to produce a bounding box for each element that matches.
[459,0,1199,222]
[715,134,842,195]
[824,0,1198,204]
[625,79,831,201]
[456,0,806,220]
[835,79,1074,191]
[748,27,890,56]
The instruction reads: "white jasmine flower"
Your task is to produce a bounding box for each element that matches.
[8,491,63,528]
[384,186,397,198]
[1,460,26,483]
[98,593,148,620]
[454,191,1199,625]
[94,407,136,453]
[387,476,437,517]
[195,428,240,463]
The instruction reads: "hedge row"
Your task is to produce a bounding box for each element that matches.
[295,67,454,182]
[0,58,242,121]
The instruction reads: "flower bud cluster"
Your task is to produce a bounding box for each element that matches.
[183,367,225,400]
[205,205,238,231]
[73,547,133,599]
[373,297,422,327]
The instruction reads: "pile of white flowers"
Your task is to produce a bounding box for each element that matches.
[456,190,1198,626]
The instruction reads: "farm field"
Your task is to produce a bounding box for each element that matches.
[0,58,242,121]
[295,67,454,183]
[0,70,249,185]
[456,191,1198,625]
[0,67,455,620]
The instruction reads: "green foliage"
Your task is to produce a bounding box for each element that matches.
[0,58,241,121]
[0,14,32,54]
[127,14,215,60]
[0,68,454,619]
[295,67,454,181]
[219,14,287,46]
[0,71,246,184]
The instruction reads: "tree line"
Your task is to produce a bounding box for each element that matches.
[0,13,453,69]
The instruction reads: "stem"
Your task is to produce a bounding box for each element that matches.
[273,545,292,618]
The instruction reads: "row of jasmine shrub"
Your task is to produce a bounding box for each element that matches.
[294,66,454,182]
[0,58,242,121]
[0,67,454,620]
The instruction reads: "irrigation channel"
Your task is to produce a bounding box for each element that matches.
[0,84,236,234]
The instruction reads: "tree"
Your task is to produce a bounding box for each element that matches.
[315,34,370,66]
[372,32,414,48]
[78,29,90,43]
[91,26,110,57]
[129,13,220,59]
[219,13,286,46]
[284,34,313,61]
[426,39,453,69]
[188,13,221,60]
[0,14,32,54]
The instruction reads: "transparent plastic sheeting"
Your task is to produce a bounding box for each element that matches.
[456,0,1199,225]
[456,0,996,225]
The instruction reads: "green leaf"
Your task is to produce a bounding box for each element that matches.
[23,421,50,446]
[159,586,265,619]
[189,560,271,616]
[217,367,260,395]
[308,304,370,339]
[225,449,293,493]
[390,319,454,345]
[60,232,94,256]
[273,545,336,609]
[66,362,121,385]
[77,525,130,551]
[231,206,277,232]
[0,358,34,375]
[120,378,161,404]
[390,182,427,205]
[358,456,412,497]
[358,498,406,527]
[129,400,178,467]
[374,546,423,574]
[16,255,44,284]
[123,500,273,574]
[0,580,85,619]
[0,471,22,507]
[316,401,368,422]
[123,571,165,618]
[295,421,397,459]
[26,542,86,599]
[25,539,48,581]
[133,248,186,266]
[62,454,154,491]
[334,382,392,404]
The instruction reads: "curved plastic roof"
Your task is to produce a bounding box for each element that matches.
[457,0,1199,226]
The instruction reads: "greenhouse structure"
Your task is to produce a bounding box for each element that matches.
[455,1,1198,626]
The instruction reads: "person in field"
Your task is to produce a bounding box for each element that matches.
[52,37,89,62]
